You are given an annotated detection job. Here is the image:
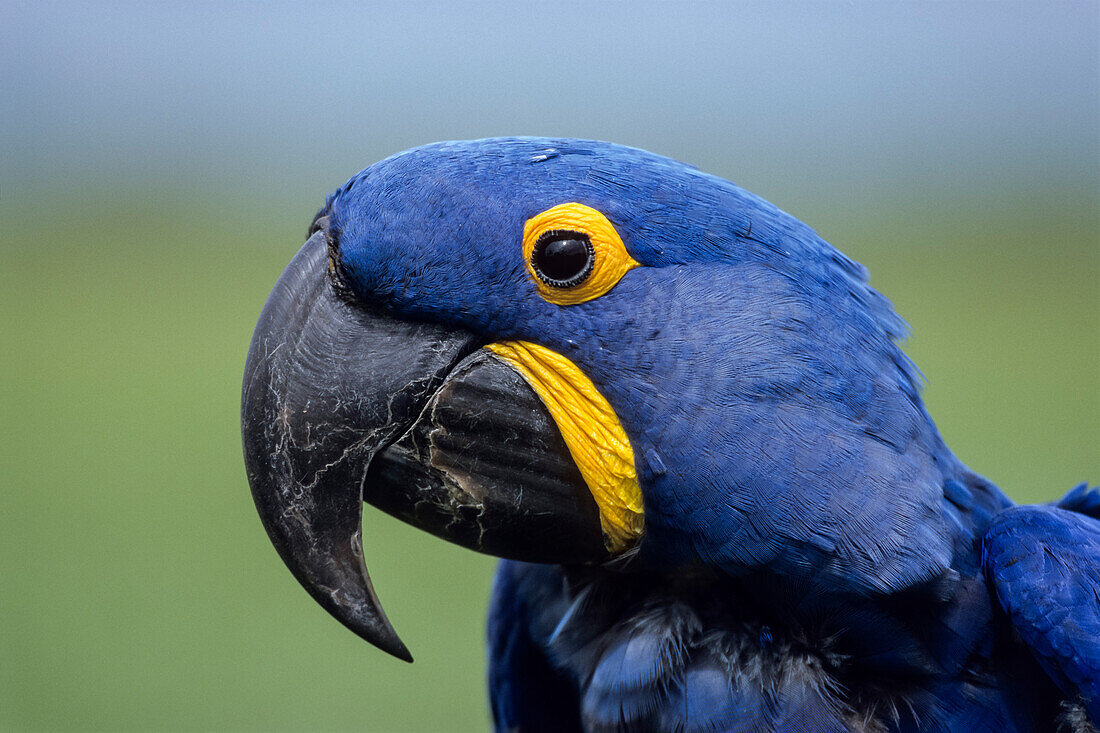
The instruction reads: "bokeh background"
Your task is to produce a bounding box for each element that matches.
[2,2,1097,731]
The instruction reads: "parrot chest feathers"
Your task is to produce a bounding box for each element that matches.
[512,563,1059,732]
[541,569,901,731]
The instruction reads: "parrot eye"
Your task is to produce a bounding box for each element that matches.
[522,203,639,305]
[530,230,594,288]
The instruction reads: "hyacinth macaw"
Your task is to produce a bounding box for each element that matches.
[241,138,1099,732]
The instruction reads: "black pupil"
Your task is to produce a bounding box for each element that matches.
[533,232,593,287]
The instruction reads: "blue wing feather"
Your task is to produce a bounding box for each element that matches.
[1057,482,1100,520]
[487,561,583,732]
[984,500,1100,721]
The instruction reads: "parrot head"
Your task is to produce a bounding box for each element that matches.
[242,138,962,662]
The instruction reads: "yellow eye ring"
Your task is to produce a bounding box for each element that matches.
[522,203,639,305]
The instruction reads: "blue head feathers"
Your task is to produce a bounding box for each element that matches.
[326,137,1002,597]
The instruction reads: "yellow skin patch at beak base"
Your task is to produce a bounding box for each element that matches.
[485,340,644,554]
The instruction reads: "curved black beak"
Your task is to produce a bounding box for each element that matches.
[242,230,606,661]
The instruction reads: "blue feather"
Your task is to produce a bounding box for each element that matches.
[324,138,1094,730]
[984,504,1100,721]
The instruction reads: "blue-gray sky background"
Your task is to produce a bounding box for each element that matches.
[4,2,1097,226]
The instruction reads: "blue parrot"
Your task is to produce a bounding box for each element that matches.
[241,137,1099,732]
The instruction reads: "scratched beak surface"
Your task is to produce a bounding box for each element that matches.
[242,232,606,661]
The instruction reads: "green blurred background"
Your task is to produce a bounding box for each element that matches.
[2,2,1097,731]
